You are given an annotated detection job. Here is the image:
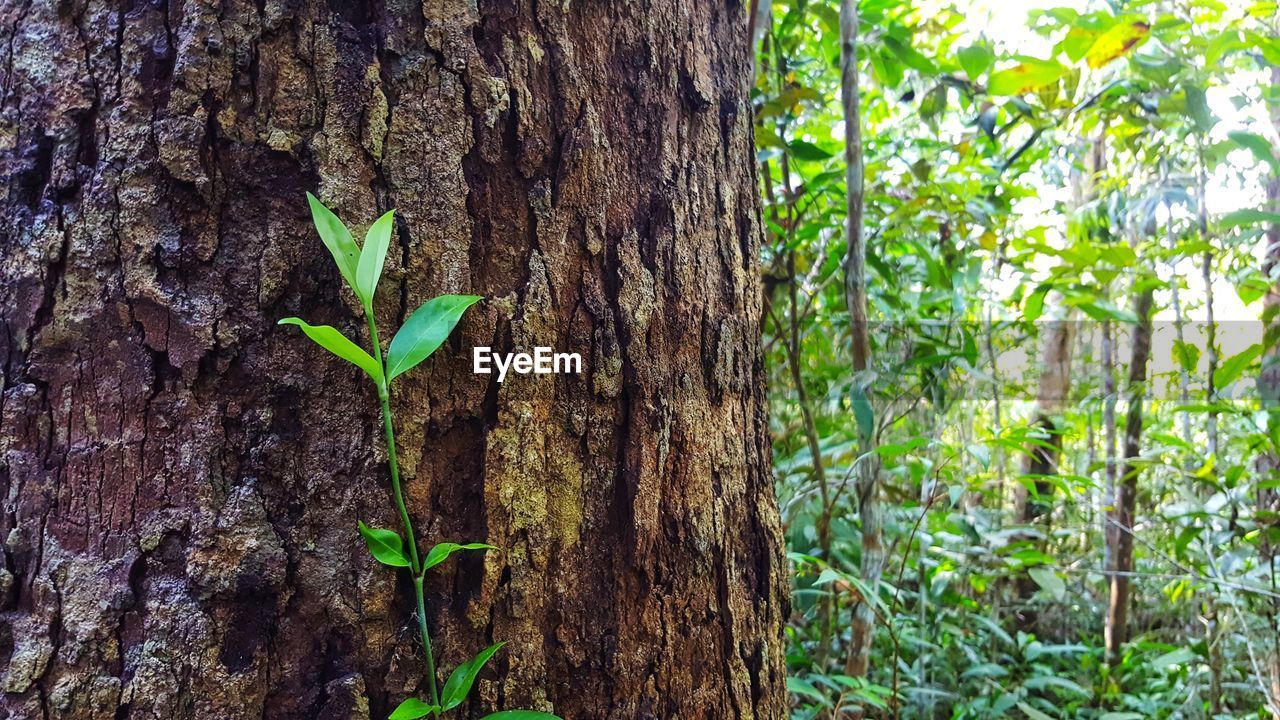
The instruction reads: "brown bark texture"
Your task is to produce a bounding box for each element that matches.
[0,2,788,719]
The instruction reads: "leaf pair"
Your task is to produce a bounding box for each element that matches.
[357,522,494,572]
[306,192,394,311]
[281,194,483,386]
[278,294,481,387]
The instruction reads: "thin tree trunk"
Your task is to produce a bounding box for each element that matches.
[0,3,788,718]
[1103,315,1117,574]
[984,307,1007,518]
[1014,313,1074,524]
[1012,137,1098,531]
[1260,61,1280,720]
[1011,140,1097,619]
[839,0,883,698]
[1104,261,1155,667]
[1197,142,1225,715]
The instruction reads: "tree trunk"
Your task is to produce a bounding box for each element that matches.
[1013,311,1073,525]
[1260,61,1280,720]
[839,0,883,699]
[0,3,788,719]
[1104,278,1154,666]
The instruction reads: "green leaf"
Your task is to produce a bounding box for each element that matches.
[1098,714,1145,720]
[1061,27,1100,62]
[1016,700,1056,720]
[1024,675,1090,697]
[423,542,497,571]
[479,713,562,720]
[987,59,1067,96]
[850,387,874,443]
[386,295,484,382]
[1074,299,1138,324]
[1172,339,1200,373]
[871,49,905,87]
[1227,131,1279,172]
[884,35,937,74]
[1023,285,1048,323]
[1027,566,1065,600]
[357,521,411,568]
[787,139,834,161]
[1214,344,1261,388]
[389,698,440,720]
[787,677,830,705]
[920,85,948,120]
[1151,647,1197,671]
[1221,209,1280,229]
[441,642,506,711]
[306,192,361,296]
[960,662,1008,680]
[278,318,382,382]
[356,210,395,308]
[957,44,993,79]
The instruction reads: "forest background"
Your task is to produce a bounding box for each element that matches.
[758,0,1280,717]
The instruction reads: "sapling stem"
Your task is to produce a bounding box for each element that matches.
[285,195,560,720]
[368,311,442,711]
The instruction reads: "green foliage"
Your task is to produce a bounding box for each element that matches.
[281,196,560,720]
[758,0,1278,717]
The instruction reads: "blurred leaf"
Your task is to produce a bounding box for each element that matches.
[1016,700,1056,720]
[988,59,1067,95]
[1151,647,1197,671]
[1027,566,1066,600]
[1227,131,1279,171]
[1085,20,1151,68]
[1213,344,1261,388]
[851,387,875,443]
[958,44,994,78]
[788,139,836,161]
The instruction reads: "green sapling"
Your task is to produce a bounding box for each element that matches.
[280,193,561,720]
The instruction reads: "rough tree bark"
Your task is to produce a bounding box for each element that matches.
[0,2,788,719]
